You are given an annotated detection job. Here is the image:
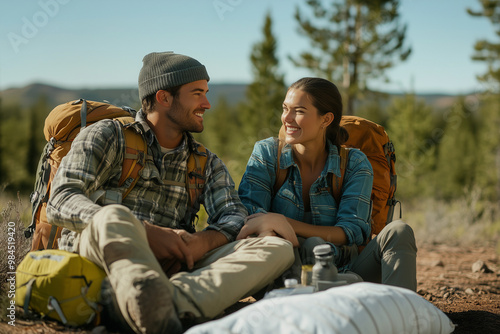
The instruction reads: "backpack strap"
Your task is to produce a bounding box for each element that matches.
[22,278,36,319]
[116,123,147,200]
[26,140,56,239]
[46,225,60,250]
[273,125,290,195]
[47,296,68,325]
[186,140,208,208]
[330,146,349,205]
[30,140,62,250]
[178,140,208,230]
[80,99,88,130]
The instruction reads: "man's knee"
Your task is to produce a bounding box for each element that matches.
[92,204,135,224]
[88,204,144,239]
[80,204,146,262]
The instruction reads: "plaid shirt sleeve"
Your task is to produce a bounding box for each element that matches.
[202,151,247,241]
[46,120,124,232]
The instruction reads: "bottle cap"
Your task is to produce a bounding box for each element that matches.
[284,278,298,288]
[313,244,333,256]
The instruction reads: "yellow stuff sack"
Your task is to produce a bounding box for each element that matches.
[15,249,106,327]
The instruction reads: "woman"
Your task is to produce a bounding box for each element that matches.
[237,77,417,291]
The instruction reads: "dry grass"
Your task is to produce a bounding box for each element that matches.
[404,188,500,251]
[0,191,32,322]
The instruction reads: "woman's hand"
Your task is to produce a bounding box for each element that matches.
[236,213,299,247]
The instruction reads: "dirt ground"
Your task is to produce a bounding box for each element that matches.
[1,242,499,334]
[415,243,500,333]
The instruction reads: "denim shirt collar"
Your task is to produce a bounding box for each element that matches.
[279,140,342,177]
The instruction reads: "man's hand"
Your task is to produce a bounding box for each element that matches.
[174,229,228,263]
[236,213,299,247]
[143,222,194,277]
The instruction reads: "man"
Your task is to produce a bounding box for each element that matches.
[46,52,295,334]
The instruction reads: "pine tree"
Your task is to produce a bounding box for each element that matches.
[291,0,411,114]
[435,98,479,200]
[26,106,40,176]
[386,94,436,199]
[468,0,500,90]
[355,98,388,126]
[2,103,30,192]
[475,95,500,201]
[239,12,286,162]
[26,96,49,176]
[467,0,500,201]
[200,96,235,159]
[468,1,500,200]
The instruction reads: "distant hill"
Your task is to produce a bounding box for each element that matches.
[0,82,468,112]
[390,92,465,111]
[0,83,248,111]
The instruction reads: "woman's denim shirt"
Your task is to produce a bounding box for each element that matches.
[238,137,373,246]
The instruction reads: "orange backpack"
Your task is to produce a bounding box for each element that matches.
[26,99,208,250]
[26,99,146,250]
[274,115,399,237]
[340,116,398,235]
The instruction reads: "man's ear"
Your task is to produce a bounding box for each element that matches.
[156,90,172,108]
[323,112,334,128]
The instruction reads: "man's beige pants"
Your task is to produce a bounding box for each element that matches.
[76,205,294,332]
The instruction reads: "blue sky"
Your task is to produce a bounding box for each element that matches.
[0,0,496,94]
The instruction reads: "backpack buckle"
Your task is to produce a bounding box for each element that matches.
[30,191,39,204]
[45,138,57,159]
[24,228,33,238]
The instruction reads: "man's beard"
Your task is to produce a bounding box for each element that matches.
[167,98,204,133]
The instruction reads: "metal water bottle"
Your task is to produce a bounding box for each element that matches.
[312,244,338,288]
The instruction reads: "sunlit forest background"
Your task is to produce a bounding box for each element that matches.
[1,0,499,250]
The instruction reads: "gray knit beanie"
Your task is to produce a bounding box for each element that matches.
[138,52,210,101]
